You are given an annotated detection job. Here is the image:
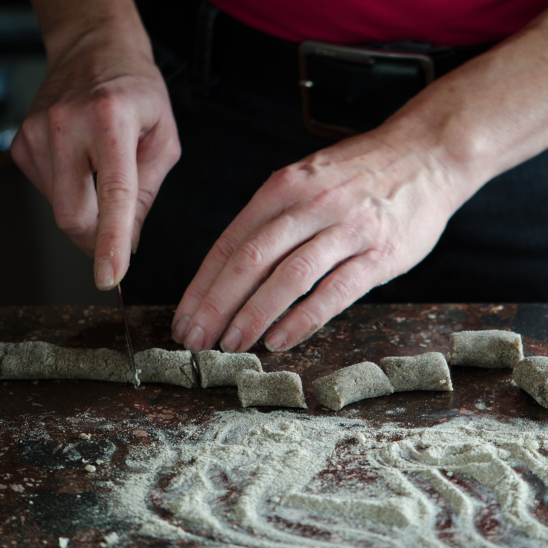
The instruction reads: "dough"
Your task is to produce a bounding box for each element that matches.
[236,370,307,408]
[194,350,263,388]
[0,341,196,388]
[135,348,197,388]
[449,330,523,368]
[379,352,453,392]
[312,362,394,411]
[513,357,548,408]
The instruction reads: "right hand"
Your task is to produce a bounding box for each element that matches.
[11,8,181,290]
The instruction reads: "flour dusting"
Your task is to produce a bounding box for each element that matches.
[112,411,548,547]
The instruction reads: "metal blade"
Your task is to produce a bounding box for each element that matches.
[116,283,140,388]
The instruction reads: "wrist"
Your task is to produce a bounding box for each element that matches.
[32,0,152,67]
[370,110,483,217]
[378,16,548,209]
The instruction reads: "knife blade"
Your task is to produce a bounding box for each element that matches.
[116,283,140,388]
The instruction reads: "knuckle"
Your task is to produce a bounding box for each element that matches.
[136,186,157,212]
[297,159,322,177]
[367,246,399,284]
[370,238,398,266]
[296,305,322,331]
[282,255,316,291]
[310,187,341,213]
[270,160,322,195]
[166,137,182,166]
[18,116,44,150]
[267,165,301,197]
[242,301,269,331]
[55,211,92,237]
[326,273,355,303]
[201,294,226,319]
[185,284,207,304]
[95,230,118,252]
[275,164,298,183]
[47,102,70,129]
[211,234,239,265]
[237,239,266,271]
[47,104,74,149]
[98,179,136,205]
[92,90,122,118]
[338,221,371,253]
[89,92,129,135]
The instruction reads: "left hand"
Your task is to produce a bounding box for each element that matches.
[172,7,548,352]
[171,125,462,353]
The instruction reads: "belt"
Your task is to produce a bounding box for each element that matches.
[193,1,496,139]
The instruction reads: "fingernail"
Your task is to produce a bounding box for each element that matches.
[220,326,243,353]
[131,238,139,255]
[265,328,288,352]
[95,259,115,289]
[172,314,191,343]
[184,325,206,352]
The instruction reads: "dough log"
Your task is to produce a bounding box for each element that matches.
[514,357,548,408]
[380,352,453,392]
[236,370,307,408]
[312,362,394,411]
[0,341,194,388]
[449,330,523,369]
[194,350,263,388]
[135,348,197,388]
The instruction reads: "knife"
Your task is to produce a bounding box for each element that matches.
[116,283,140,388]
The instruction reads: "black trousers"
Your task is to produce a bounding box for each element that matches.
[124,2,548,305]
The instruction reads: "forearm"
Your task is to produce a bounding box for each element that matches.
[30,0,152,66]
[379,7,548,211]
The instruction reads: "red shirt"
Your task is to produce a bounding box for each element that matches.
[211,0,548,46]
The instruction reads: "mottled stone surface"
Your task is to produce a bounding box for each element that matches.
[514,357,548,408]
[380,352,453,392]
[2,303,548,547]
[312,362,394,411]
[236,370,307,408]
[194,350,262,388]
[449,330,523,368]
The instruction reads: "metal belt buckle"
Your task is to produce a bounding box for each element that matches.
[298,41,435,139]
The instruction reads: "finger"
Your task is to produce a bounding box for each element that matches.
[132,118,181,252]
[50,122,99,257]
[93,123,140,290]
[174,203,347,351]
[171,191,288,342]
[263,251,387,352]
[219,225,363,352]
[172,160,371,337]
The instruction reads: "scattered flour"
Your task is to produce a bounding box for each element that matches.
[103,532,119,545]
[111,410,548,548]
[353,432,367,445]
[385,407,406,415]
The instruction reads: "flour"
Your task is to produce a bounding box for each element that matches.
[110,410,548,548]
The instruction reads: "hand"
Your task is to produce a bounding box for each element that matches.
[171,125,463,353]
[11,1,181,289]
[172,7,548,352]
